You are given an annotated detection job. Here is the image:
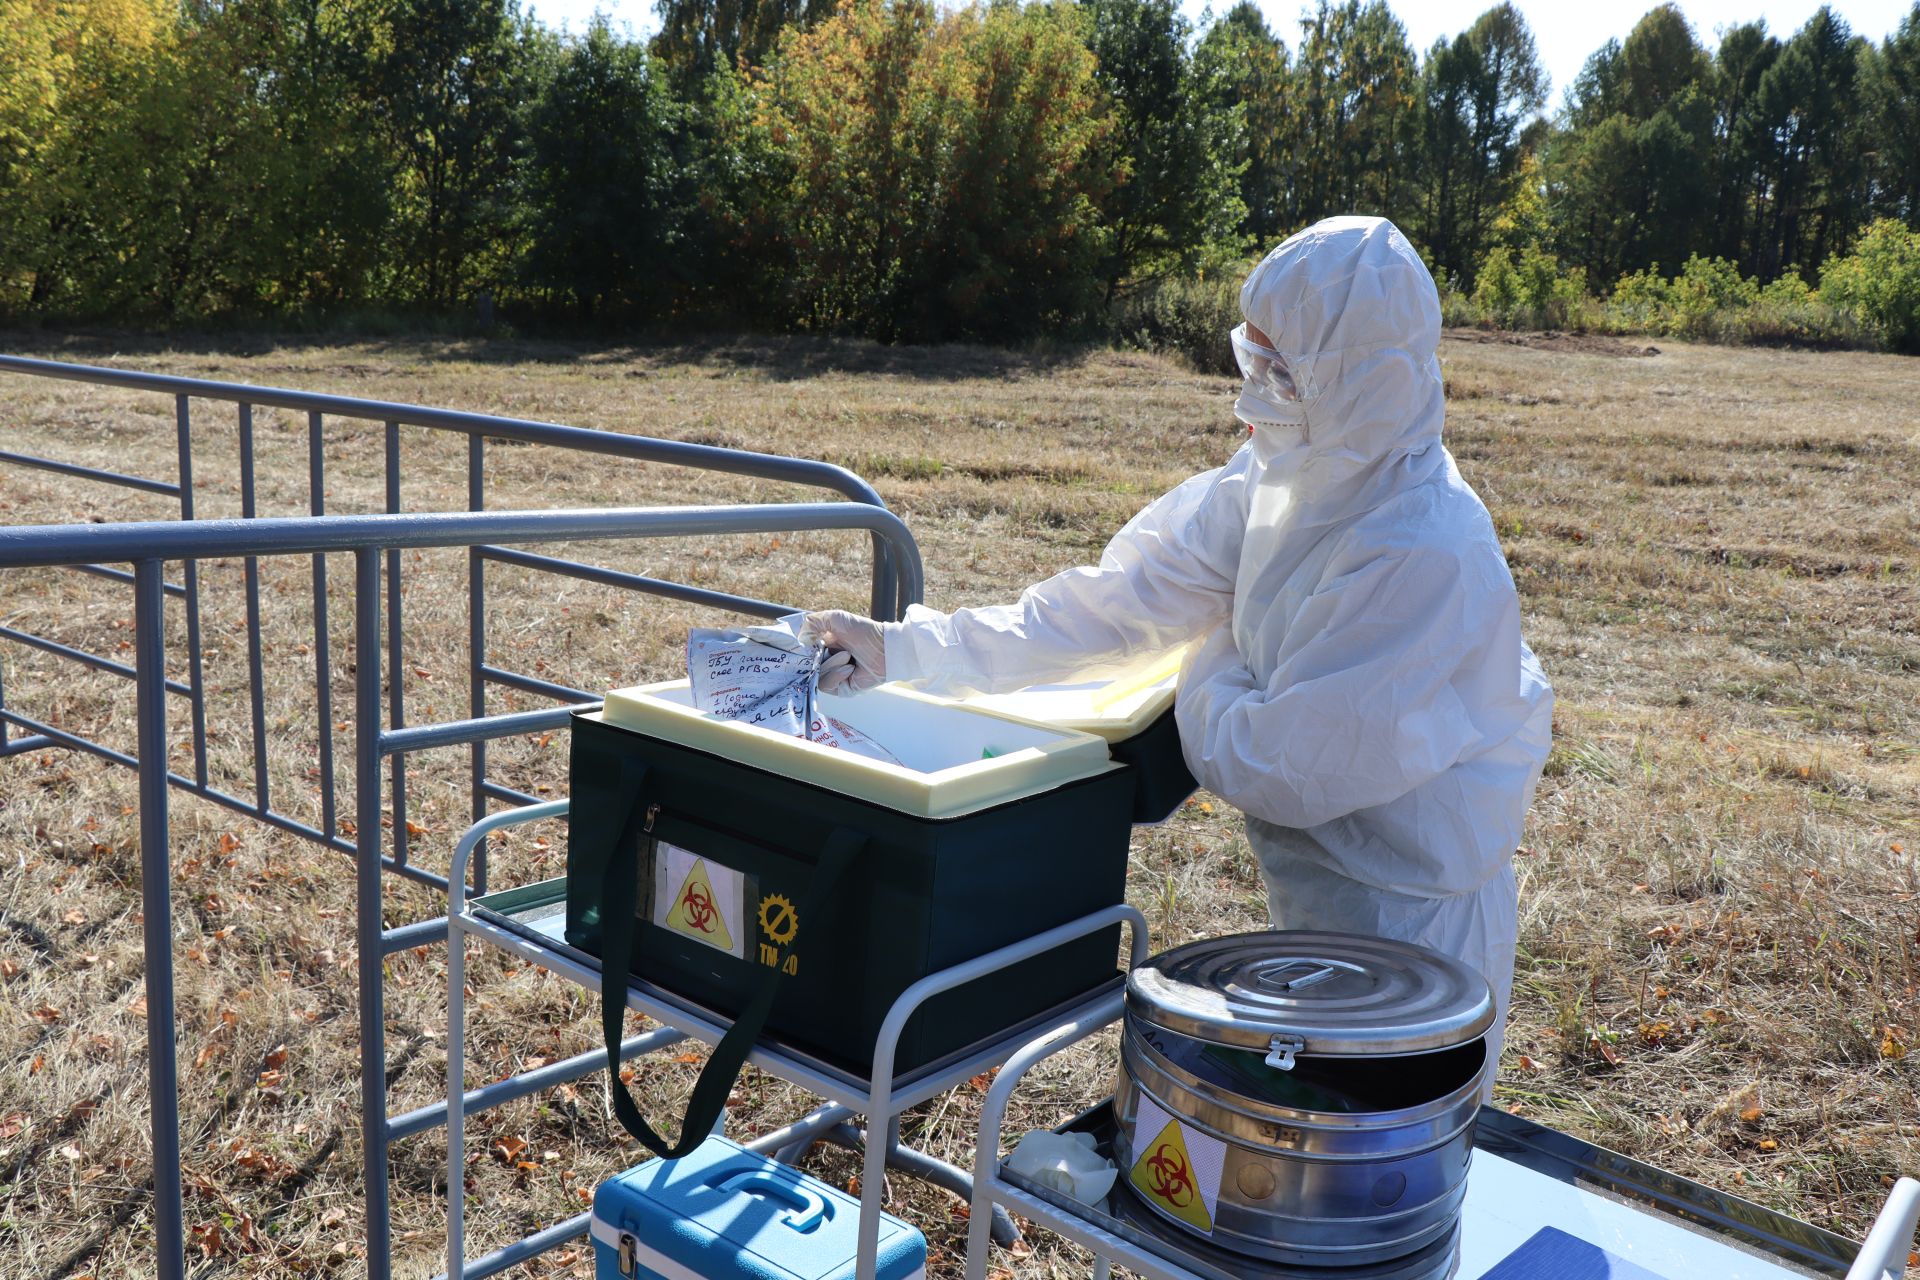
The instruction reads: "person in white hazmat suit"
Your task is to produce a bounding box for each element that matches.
[805,215,1553,1080]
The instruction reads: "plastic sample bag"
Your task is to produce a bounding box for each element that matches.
[687,614,823,735]
[687,614,900,764]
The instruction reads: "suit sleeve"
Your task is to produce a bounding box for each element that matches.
[887,452,1254,697]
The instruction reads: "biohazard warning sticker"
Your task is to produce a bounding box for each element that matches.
[1128,1093,1226,1234]
[651,841,747,958]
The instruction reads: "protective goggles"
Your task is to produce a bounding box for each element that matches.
[1230,324,1298,404]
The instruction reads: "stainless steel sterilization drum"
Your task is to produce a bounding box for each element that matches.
[1113,931,1495,1269]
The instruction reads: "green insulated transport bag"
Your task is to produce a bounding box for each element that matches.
[566,681,1135,1156]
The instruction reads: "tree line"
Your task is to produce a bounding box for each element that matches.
[2,0,1917,348]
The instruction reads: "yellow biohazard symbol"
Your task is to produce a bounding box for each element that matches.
[1130,1118,1213,1233]
[665,859,733,950]
[758,893,798,946]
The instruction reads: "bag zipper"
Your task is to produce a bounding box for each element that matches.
[643,803,659,834]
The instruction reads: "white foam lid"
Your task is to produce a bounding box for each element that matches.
[598,681,1119,820]
[962,645,1188,744]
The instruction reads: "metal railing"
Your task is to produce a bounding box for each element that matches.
[0,354,904,898]
[0,356,923,1280]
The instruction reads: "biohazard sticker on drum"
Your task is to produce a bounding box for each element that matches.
[1128,1094,1226,1234]
[651,841,747,959]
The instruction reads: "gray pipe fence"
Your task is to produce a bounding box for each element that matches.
[0,355,923,1280]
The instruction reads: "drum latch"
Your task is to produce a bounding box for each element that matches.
[1265,1034,1306,1071]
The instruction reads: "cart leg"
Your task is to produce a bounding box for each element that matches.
[964,1178,995,1280]
[882,1114,901,1200]
[447,918,467,1280]
[1092,1254,1110,1280]
[857,1115,892,1280]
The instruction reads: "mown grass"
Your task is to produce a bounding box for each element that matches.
[0,328,1915,1278]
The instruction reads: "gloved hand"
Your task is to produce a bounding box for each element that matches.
[802,610,891,694]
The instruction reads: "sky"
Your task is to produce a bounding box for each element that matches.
[525,0,1915,112]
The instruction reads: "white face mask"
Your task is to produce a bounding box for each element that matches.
[1243,409,1308,466]
[1235,381,1305,429]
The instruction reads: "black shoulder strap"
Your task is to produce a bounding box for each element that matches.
[596,763,863,1159]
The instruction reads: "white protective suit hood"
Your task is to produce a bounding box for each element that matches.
[1231,216,1447,609]
[884,216,1553,1087]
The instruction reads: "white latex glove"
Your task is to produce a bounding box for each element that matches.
[802,610,890,694]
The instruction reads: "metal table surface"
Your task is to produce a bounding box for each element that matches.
[1463,1107,1862,1277]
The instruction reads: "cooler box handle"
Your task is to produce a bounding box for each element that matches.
[596,759,865,1159]
[708,1168,830,1232]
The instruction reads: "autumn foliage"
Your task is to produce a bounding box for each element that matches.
[4,0,1920,351]
[733,0,1114,339]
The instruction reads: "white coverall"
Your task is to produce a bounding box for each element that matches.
[882,216,1554,1078]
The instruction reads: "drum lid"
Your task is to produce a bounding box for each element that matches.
[1126,931,1494,1059]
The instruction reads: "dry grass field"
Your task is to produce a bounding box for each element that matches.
[0,326,1915,1279]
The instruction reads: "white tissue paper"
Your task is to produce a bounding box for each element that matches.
[686,612,901,764]
[1005,1129,1118,1205]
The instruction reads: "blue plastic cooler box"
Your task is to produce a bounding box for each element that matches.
[590,1137,927,1280]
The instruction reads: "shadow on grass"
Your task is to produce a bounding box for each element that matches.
[0,325,1100,383]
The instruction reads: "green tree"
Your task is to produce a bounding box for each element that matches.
[0,0,175,311]
[746,0,1114,339]
[1472,243,1585,326]
[1545,4,1713,280]
[10,0,390,318]
[1289,0,1419,222]
[1485,151,1552,257]
[1705,20,1780,269]
[901,2,1115,336]
[1414,3,1546,283]
[652,0,832,90]
[1617,1,1710,117]
[522,20,693,317]
[1082,0,1245,295]
[1744,7,1870,279]
[367,0,550,307]
[1562,38,1624,129]
[1193,3,1290,243]
[1862,6,1920,227]
[1820,216,1920,351]
[686,57,796,319]
[214,0,394,311]
[749,0,941,331]
[0,0,67,306]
